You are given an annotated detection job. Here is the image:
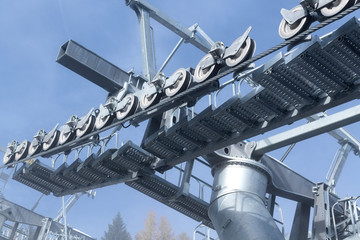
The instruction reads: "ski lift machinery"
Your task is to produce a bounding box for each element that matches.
[3,0,360,239]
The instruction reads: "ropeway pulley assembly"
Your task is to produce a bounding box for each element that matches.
[279,0,358,39]
[3,0,360,239]
[3,0,360,166]
[2,27,256,166]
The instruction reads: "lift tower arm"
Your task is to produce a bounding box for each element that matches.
[126,0,213,53]
[126,0,214,81]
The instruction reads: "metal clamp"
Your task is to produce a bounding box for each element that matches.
[32,129,46,147]
[62,115,80,134]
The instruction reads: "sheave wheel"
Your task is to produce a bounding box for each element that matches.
[28,140,42,156]
[95,113,113,130]
[320,0,355,17]
[116,94,138,120]
[43,130,60,151]
[140,84,161,110]
[76,115,95,138]
[165,68,191,97]
[59,127,75,145]
[279,6,312,39]
[193,53,218,83]
[3,149,14,165]
[225,37,256,67]
[15,140,30,161]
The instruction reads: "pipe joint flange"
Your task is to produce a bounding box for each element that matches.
[211,158,272,181]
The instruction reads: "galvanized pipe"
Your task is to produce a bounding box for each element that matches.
[208,159,284,240]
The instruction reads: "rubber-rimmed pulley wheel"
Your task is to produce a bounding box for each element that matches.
[225,37,256,67]
[28,140,42,156]
[76,115,95,138]
[15,140,30,161]
[165,68,191,97]
[59,127,75,145]
[320,0,355,17]
[140,84,161,110]
[193,53,219,83]
[43,130,60,151]
[116,94,138,120]
[279,6,312,39]
[95,113,113,130]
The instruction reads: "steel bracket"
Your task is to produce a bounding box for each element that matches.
[201,42,225,69]
[200,54,216,69]
[114,82,129,101]
[32,129,46,146]
[75,108,94,130]
[4,140,18,158]
[142,73,166,98]
[62,115,79,134]
[223,26,252,59]
[98,104,111,119]
[281,0,335,24]
[43,124,59,143]
[163,72,182,89]
[7,140,19,152]
[115,95,132,112]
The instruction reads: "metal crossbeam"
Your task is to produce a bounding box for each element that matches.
[307,113,360,153]
[126,0,213,53]
[57,40,146,93]
[253,105,360,158]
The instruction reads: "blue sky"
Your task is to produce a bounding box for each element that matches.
[1,0,360,239]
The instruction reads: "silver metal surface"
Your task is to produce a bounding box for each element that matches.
[261,154,315,204]
[57,40,145,93]
[126,172,212,227]
[0,198,95,240]
[253,104,360,158]
[6,2,360,240]
[18,17,360,168]
[289,203,311,240]
[208,159,284,240]
[326,142,353,190]
[137,7,155,81]
[127,0,212,53]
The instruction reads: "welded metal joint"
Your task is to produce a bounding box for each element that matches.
[206,141,257,167]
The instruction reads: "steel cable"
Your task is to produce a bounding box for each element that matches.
[142,3,360,114]
[4,3,360,168]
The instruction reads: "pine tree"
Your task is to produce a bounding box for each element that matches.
[102,212,132,240]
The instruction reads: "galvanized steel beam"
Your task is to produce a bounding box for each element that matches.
[253,105,360,158]
[57,40,145,93]
[127,0,213,53]
[307,113,360,154]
